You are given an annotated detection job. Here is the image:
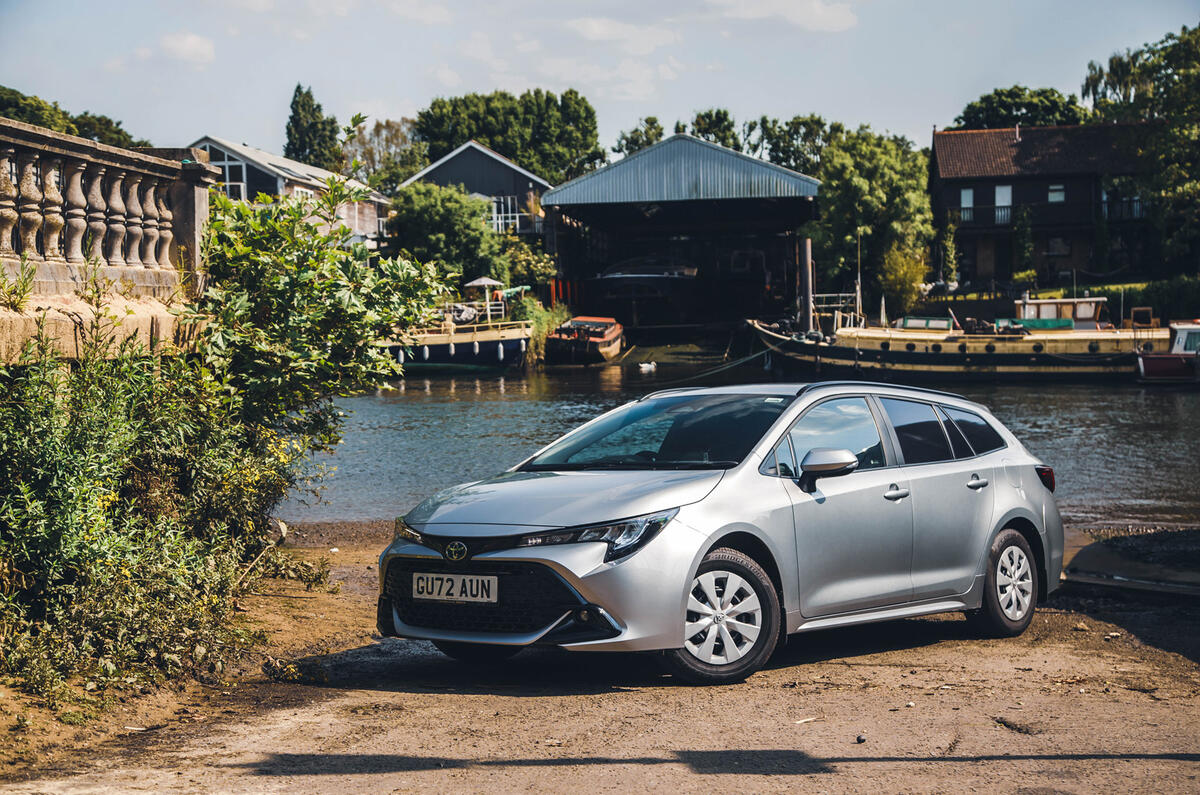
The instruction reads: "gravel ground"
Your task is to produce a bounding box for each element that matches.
[4,522,1199,794]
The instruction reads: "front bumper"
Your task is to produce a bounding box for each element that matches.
[377,516,708,652]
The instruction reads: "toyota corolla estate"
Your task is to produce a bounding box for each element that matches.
[377,381,1063,684]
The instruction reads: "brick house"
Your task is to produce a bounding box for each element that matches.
[188,135,389,249]
[929,124,1150,286]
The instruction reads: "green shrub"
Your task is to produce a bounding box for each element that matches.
[0,164,444,700]
[510,294,571,366]
[1090,275,1200,322]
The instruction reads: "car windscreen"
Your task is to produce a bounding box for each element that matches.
[522,393,794,471]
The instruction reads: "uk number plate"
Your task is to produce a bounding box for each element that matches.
[412,573,499,603]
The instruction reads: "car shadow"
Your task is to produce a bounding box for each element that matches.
[224,748,1200,778]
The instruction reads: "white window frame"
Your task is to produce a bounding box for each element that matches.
[292,186,315,201]
[994,184,1012,225]
[202,144,248,202]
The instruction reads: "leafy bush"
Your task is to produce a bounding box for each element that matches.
[1090,275,1200,323]
[386,182,509,289]
[0,171,444,700]
[501,232,557,289]
[877,243,928,315]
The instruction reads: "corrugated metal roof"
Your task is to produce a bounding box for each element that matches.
[543,134,818,206]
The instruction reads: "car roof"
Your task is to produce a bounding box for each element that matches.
[643,381,966,402]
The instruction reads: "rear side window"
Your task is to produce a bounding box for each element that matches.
[879,398,953,465]
[943,406,1007,454]
[936,406,974,459]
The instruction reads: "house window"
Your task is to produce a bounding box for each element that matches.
[491,195,521,232]
[994,185,1012,225]
[202,144,248,202]
[959,188,974,223]
[1048,184,1065,203]
[292,186,314,201]
[377,217,389,235]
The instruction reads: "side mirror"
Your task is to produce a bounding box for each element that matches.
[798,448,859,493]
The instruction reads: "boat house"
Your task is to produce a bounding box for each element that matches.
[541,134,820,329]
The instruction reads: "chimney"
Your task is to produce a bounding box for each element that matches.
[1015,123,1021,142]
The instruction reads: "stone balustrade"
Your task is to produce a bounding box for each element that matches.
[0,117,217,300]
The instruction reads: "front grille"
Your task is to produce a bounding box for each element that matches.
[384,558,582,635]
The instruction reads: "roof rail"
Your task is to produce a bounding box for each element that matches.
[638,385,709,401]
[797,380,965,400]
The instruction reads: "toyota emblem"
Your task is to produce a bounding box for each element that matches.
[444,541,469,561]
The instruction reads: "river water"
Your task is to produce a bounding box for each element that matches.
[278,365,1200,530]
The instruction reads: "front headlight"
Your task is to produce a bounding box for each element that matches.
[394,517,424,544]
[516,508,678,562]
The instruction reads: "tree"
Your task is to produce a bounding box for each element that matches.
[1086,25,1200,264]
[806,127,934,290]
[953,85,1088,129]
[284,84,341,171]
[501,232,557,288]
[414,89,606,184]
[387,182,509,287]
[71,111,150,148]
[878,241,928,314]
[613,116,664,156]
[753,114,845,175]
[0,85,151,147]
[681,108,742,150]
[343,118,429,196]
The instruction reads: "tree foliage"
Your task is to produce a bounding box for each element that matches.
[952,85,1088,129]
[284,84,341,172]
[387,182,509,288]
[1085,25,1200,263]
[678,108,742,150]
[613,116,665,156]
[751,114,845,175]
[414,89,606,184]
[194,176,445,449]
[807,127,934,289]
[878,242,928,314]
[343,118,429,197]
[501,232,557,288]
[0,85,149,147]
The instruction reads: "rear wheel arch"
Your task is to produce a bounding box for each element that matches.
[997,517,1048,604]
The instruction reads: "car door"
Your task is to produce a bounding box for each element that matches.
[777,396,914,618]
[877,398,995,600]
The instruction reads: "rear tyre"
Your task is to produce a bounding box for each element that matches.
[432,641,522,664]
[660,547,781,685]
[969,528,1039,637]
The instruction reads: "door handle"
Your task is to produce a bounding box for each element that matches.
[883,485,910,501]
[967,476,989,490]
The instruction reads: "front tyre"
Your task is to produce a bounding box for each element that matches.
[660,548,780,685]
[969,528,1039,637]
[432,641,522,665]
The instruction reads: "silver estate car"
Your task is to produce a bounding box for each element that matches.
[378,381,1063,684]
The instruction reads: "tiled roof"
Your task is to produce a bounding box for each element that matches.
[932,124,1142,180]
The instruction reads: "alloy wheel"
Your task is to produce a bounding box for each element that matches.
[996,545,1033,621]
[683,569,763,665]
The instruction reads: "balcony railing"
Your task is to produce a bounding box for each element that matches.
[0,118,217,300]
[946,199,1147,228]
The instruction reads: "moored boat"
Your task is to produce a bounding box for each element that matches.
[545,316,624,365]
[1137,321,1200,384]
[750,296,1170,382]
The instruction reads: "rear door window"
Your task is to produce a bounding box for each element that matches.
[936,406,974,459]
[942,406,1007,454]
[879,398,953,465]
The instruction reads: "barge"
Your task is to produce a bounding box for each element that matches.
[750,296,1169,381]
[545,316,624,365]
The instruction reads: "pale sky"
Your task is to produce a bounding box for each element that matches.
[2,0,1196,167]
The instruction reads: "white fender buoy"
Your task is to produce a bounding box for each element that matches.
[497,342,505,361]
[519,339,526,353]
[397,348,404,364]
[473,341,480,355]
[421,345,429,361]
[448,342,455,356]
